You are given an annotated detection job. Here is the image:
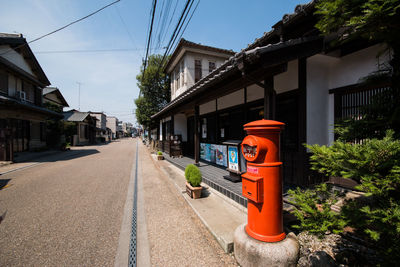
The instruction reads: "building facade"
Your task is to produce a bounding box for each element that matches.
[0,33,61,161]
[152,2,392,186]
[106,116,118,140]
[90,112,109,142]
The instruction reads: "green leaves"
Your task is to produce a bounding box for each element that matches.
[288,184,347,238]
[135,54,171,129]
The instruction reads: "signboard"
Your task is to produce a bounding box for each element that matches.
[228,146,239,172]
[215,145,227,167]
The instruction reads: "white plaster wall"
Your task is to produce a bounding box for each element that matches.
[274,60,298,94]
[329,44,389,89]
[174,114,187,141]
[306,44,390,146]
[306,54,334,146]
[0,45,35,76]
[199,100,216,115]
[246,83,264,102]
[217,89,244,110]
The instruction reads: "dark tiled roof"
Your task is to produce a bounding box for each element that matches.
[0,95,62,117]
[0,33,51,86]
[63,111,90,122]
[43,86,69,107]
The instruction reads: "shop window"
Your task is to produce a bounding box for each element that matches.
[201,115,216,143]
[195,60,202,83]
[247,105,264,123]
[218,113,229,141]
[229,109,244,140]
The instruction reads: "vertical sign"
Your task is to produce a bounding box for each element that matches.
[228,146,239,172]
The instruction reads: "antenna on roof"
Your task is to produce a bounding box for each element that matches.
[76,82,82,111]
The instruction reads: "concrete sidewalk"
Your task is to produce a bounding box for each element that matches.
[149,150,247,254]
[139,143,238,266]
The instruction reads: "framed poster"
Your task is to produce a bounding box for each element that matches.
[228,146,239,172]
[215,145,227,167]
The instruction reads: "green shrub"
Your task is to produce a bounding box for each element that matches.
[305,131,400,265]
[288,183,347,237]
[185,164,202,187]
[157,151,163,155]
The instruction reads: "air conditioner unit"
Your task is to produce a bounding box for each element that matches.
[17,91,26,102]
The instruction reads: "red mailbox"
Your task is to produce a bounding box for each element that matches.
[241,119,285,242]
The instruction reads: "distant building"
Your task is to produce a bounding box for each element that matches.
[0,33,61,161]
[89,112,111,142]
[63,110,96,146]
[106,116,118,139]
[43,87,69,111]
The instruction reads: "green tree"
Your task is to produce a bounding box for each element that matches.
[135,54,170,129]
[315,0,400,140]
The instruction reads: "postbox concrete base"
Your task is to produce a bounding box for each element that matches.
[234,223,299,267]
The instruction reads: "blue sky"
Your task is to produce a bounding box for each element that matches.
[0,0,310,124]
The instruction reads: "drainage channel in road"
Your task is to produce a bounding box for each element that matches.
[128,140,139,267]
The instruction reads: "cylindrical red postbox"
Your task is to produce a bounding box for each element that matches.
[241,119,285,242]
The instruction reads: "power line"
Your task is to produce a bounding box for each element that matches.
[164,0,195,57]
[0,0,121,56]
[142,0,158,80]
[114,5,141,57]
[34,48,154,54]
[174,0,200,53]
[161,0,179,47]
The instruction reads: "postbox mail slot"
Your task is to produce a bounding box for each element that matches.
[242,173,263,203]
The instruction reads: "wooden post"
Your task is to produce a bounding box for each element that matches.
[264,77,274,119]
[298,58,307,184]
[194,105,200,164]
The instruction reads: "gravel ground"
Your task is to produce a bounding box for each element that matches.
[139,143,238,266]
[0,139,135,266]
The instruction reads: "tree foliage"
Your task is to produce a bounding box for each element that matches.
[288,184,347,237]
[315,0,400,138]
[288,131,400,264]
[135,54,170,129]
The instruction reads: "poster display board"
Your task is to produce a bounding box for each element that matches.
[228,146,239,172]
[215,145,227,167]
[200,143,227,167]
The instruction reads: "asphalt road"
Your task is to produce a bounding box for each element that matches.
[0,139,135,266]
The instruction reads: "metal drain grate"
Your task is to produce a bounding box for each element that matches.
[129,141,139,267]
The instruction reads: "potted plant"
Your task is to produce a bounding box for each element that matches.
[185,164,202,199]
[157,151,164,160]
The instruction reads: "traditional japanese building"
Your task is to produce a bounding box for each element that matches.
[0,33,61,161]
[152,1,392,186]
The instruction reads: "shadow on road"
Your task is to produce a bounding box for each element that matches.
[13,149,100,164]
[0,179,11,190]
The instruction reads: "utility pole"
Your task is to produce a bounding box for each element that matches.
[77,82,82,111]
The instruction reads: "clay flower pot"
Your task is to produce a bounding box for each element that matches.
[186,182,202,199]
[157,155,164,160]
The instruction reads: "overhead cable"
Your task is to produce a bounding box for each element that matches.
[0,0,121,56]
